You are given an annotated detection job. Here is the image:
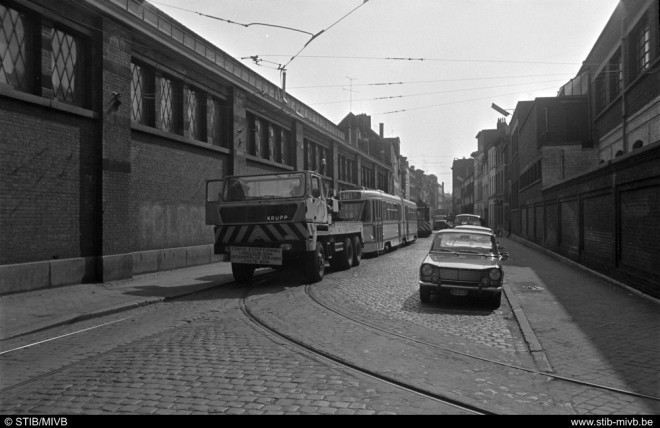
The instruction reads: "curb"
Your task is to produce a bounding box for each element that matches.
[502,282,553,373]
[1,266,276,342]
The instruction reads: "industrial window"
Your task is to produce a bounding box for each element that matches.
[629,16,653,80]
[608,50,622,99]
[304,139,329,174]
[1,4,89,108]
[0,5,33,92]
[159,76,174,132]
[246,112,292,166]
[130,61,155,126]
[361,166,374,189]
[208,97,229,148]
[185,86,206,141]
[377,171,387,192]
[637,26,651,72]
[51,27,85,106]
[280,128,290,166]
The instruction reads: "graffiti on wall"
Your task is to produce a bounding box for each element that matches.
[138,202,209,248]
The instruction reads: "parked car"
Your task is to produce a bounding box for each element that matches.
[453,213,485,227]
[418,228,508,309]
[433,219,452,230]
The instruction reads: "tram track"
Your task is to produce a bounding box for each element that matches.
[303,282,660,403]
[239,281,493,415]
[2,266,656,414]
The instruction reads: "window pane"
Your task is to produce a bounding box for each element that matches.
[52,29,83,106]
[159,77,173,132]
[0,5,31,92]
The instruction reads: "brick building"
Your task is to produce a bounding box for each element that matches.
[451,157,473,216]
[454,0,659,298]
[0,0,427,294]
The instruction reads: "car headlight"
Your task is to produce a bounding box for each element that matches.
[488,268,502,281]
[421,264,434,277]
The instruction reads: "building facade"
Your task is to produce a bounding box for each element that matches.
[454,0,659,297]
[0,0,431,294]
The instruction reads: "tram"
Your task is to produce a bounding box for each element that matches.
[338,189,418,256]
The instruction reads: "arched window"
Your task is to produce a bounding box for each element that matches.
[632,140,644,150]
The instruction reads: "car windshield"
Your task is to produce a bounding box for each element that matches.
[223,173,306,201]
[430,232,496,254]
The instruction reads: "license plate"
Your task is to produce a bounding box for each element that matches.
[451,289,468,296]
[230,247,282,265]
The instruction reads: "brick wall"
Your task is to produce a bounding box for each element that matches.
[581,192,615,271]
[130,134,225,251]
[620,186,660,277]
[559,198,579,257]
[534,204,544,244]
[542,145,660,298]
[0,98,98,265]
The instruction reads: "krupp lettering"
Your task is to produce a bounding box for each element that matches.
[266,215,288,221]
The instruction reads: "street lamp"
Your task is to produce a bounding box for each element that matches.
[491,103,510,117]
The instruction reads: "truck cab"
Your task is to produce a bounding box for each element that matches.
[205,170,361,283]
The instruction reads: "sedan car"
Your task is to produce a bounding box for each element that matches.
[433,219,452,230]
[453,213,485,227]
[419,228,508,309]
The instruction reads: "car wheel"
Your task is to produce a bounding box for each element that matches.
[420,287,431,303]
[232,263,255,283]
[306,242,325,283]
[486,292,501,310]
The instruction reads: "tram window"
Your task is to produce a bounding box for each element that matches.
[363,200,371,222]
[339,201,367,222]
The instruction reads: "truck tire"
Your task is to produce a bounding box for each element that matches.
[352,236,362,266]
[336,237,353,271]
[306,242,325,283]
[232,263,255,283]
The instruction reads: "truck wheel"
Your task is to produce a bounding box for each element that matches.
[306,242,325,283]
[336,237,353,270]
[352,236,362,266]
[232,263,255,283]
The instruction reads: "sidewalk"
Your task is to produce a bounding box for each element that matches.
[0,262,238,341]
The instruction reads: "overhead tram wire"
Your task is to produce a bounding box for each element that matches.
[258,53,582,66]
[289,73,575,89]
[280,0,371,71]
[149,1,316,37]
[373,84,563,116]
[310,78,569,106]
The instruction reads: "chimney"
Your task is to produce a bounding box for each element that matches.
[379,123,384,138]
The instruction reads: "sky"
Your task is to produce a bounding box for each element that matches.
[148,0,620,190]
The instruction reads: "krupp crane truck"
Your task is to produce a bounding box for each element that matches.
[205,170,363,283]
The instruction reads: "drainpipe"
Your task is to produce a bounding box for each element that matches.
[620,1,628,153]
